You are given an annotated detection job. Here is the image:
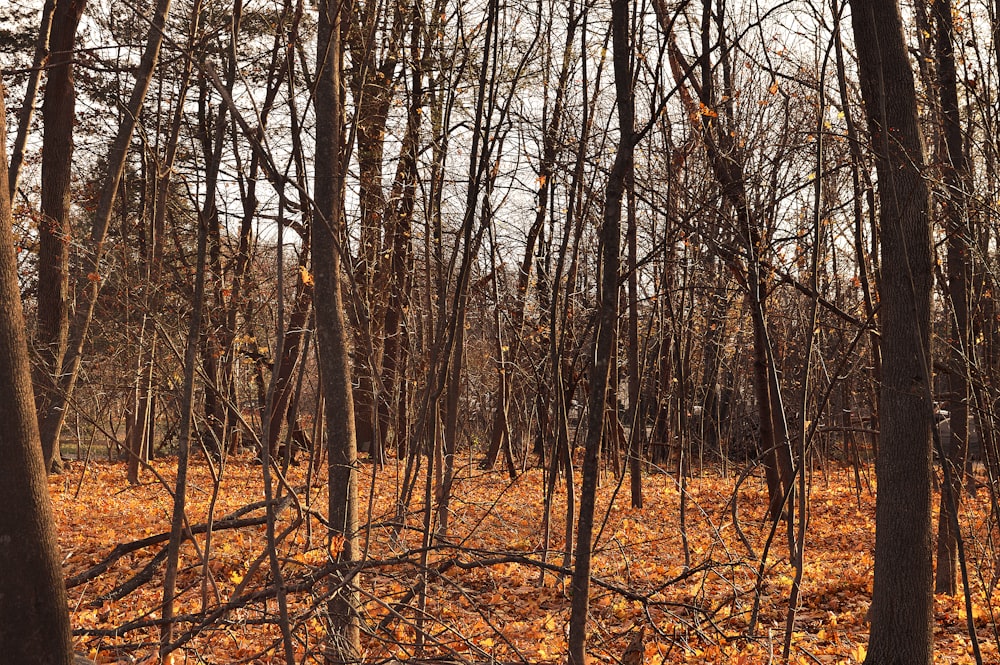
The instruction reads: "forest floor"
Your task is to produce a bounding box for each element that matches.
[53,454,997,664]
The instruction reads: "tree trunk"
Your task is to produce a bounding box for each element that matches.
[377,5,422,459]
[662,11,795,522]
[128,0,201,482]
[314,1,361,660]
[34,0,87,474]
[0,77,74,665]
[159,171,209,657]
[932,0,972,597]
[435,0,498,538]
[39,0,172,471]
[343,0,406,457]
[7,0,55,196]
[850,2,935,664]
[567,0,631,660]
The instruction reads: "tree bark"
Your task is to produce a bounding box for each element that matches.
[850,2,935,664]
[932,0,972,597]
[0,77,74,665]
[567,0,632,661]
[39,0,173,471]
[34,0,87,474]
[315,0,361,660]
[7,0,55,196]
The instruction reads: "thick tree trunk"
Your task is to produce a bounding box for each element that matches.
[315,1,361,660]
[850,2,935,664]
[34,0,87,474]
[39,0,172,471]
[0,78,74,665]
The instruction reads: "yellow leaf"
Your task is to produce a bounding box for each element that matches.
[299,265,315,286]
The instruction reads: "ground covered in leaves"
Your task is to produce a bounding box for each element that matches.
[53,455,998,664]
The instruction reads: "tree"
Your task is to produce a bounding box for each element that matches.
[849,1,935,663]
[931,0,972,597]
[7,0,55,196]
[38,0,172,472]
[34,0,87,475]
[0,78,74,665]
[314,0,361,660]
[567,0,633,661]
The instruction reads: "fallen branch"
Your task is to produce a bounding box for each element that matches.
[67,494,295,589]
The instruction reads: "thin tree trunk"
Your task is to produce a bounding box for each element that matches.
[567,0,632,660]
[377,2,424,460]
[663,13,795,522]
[626,156,642,507]
[932,0,972,597]
[343,0,406,457]
[314,0,361,659]
[436,0,499,538]
[159,172,209,656]
[7,0,55,196]
[128,0,201,482]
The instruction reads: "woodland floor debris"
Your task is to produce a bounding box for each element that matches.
[55,458,996,664]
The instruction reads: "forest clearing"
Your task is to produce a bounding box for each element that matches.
[57,457,992,664]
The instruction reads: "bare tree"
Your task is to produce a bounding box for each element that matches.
[33,0,87,474]
[314,0,361,659]
[568,0,633,660]
[0,77,74,665]
[931,0,973,597]
[38,0,173,471]
[849,1,935,663]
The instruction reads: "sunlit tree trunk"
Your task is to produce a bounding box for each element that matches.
[0,77,74,665]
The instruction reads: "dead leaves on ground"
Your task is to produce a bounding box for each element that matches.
[52,459,997,664]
